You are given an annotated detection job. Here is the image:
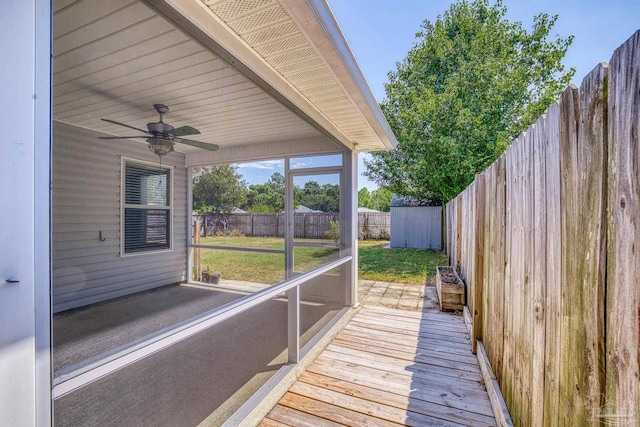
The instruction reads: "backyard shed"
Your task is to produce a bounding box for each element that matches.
[390,196,442,250]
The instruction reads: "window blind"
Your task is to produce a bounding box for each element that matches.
[123,162,171,254]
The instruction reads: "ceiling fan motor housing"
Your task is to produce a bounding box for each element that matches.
[147,122,174,135]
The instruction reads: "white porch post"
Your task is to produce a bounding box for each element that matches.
[284,159,299,363]
[0,0,52,425]
[343,151,359,307]
[187,167,193,281]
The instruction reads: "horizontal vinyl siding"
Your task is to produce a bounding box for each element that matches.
[52,121,187,312]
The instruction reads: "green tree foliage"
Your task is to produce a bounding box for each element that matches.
[192,165,247,213]
[365,0,574,203]
[296,181,340,212]
[358,187,393,212]
[358,188,372,208]
[245,172,285,212]
[370,187,393,212]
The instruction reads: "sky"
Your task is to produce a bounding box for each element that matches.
[238,0,640,190]
[327,0,640,190]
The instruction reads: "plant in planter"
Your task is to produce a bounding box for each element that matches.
[435,266,465,311]
[201,265,221,285]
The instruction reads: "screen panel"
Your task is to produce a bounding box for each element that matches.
[54,298,288,427]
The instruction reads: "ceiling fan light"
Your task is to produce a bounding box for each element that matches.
[147,137,174,157]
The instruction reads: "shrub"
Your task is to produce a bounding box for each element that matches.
[229,229,245,237]
[325,220,340,243]
[379,229,390,241]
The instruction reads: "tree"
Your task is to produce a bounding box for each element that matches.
[245,172,285,212]
[297,181,340,212]
[365,0,574,203]
[358,188,372,208]
[192,165,247,213]
[370,187,393,212]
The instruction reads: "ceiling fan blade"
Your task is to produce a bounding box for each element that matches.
[176,138,219,151]
[99,136,148,139]
[169,125,200,137]
[101,118,150,135]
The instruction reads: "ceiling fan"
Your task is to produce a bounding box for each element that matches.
[99,104,219,157]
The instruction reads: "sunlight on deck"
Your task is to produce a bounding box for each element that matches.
[260,304,496,426]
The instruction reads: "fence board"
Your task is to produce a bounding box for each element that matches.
[522,125,535,426]
[483,156,506,384]
[501,141,515,419]
[542,99,562,427]
[606,30,640,424]
[472,174,485,353]
[532,113,547,427]
[456,194,462,271]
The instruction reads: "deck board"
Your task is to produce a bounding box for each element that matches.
[262,306,498,426]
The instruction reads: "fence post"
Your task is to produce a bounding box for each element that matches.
[472,174,485,353]
[303,213,307,238]
[194,220,201,281]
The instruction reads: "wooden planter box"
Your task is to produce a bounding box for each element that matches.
[436,266,465,311]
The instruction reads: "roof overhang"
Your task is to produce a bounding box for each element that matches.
[146,0,397,152]
[52,0,395,167]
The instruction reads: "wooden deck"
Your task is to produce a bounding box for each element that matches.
[260,305,497,426]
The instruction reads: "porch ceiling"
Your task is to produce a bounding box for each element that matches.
[53,0,325,157]
[53,0,396,161]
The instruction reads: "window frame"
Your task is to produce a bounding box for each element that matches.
[120,157,174,257]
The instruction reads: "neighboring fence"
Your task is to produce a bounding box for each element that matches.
[446,31,639,426]
[193,212,390,239]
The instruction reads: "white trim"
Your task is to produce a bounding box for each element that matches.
[288,166,343,176]
[190,244,285,255]
[287,286,299,363]
[187,166,194,281]
[304,0,397,150]
[119,157,175,257]
[284,160,294,280]
[34,0,52,423]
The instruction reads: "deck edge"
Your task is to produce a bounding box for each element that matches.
[476,340,514,427]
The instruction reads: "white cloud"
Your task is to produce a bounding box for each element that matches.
[236,159,284,170]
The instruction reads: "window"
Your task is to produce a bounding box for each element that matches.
[122,159,172,255]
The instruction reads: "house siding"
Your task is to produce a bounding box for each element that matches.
[53,122,187,312]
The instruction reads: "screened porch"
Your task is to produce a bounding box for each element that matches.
[48,0,397,425]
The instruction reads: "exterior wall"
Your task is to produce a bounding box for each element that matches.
[53,122,187,312]
[390,206,442,250]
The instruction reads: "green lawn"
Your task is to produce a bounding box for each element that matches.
[196,236,446,285]
[358,240,447,284]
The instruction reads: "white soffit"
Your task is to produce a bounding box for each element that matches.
[192,0,397,152]
[52,0,327,155]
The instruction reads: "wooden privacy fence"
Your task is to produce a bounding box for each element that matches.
[446,31,639,426]
[193,212,390,239]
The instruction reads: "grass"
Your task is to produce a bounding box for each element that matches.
[197,236,339,285]
[196,236,447,285]
[358,240,447,284]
